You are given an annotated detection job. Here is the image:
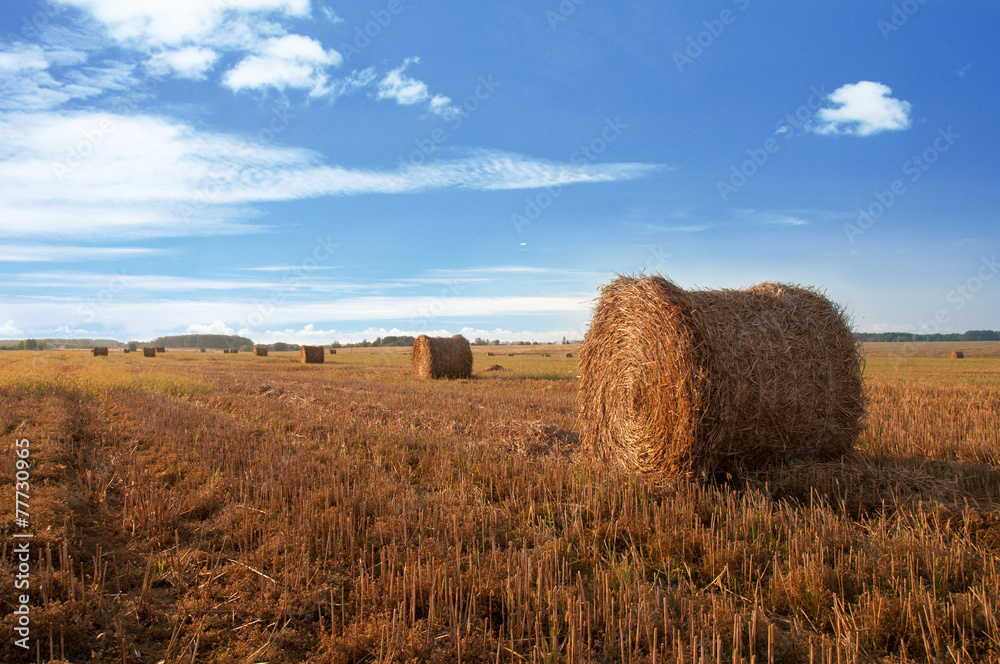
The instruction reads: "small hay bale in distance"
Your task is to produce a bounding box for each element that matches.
[578,274,865,478]
[155,346,165,353]
[487,352,495,357]
[328,348,337,355]
[565,352,573,358]
[300,345,324,364]
[143,347,156,357]
[122,348,131,354]
[411,334,473,379]
[223,349,230,354]
[951,350,964,359]
[253,345,268,357]
[92,346,108,356]
[229,348,239,354]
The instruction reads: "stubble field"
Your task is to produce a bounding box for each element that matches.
[1,343,999,663]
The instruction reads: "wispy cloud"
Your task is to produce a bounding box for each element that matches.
[146,46,218,80]
[737,210,809,227]
[376,57,459,119]
[223,34,342,96]
[0,112,662,238]
[0,245,161,262]
[811,81,912,136]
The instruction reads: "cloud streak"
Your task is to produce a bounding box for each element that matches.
[0,111,662,238]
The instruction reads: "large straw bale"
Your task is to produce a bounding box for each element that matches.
[253,345,268,357]
[143,347,156,357]
[578,275,865,477]
[411,335,473,379]
[301,345,324,364]
[92,346,108,356]
[951,350,964,359]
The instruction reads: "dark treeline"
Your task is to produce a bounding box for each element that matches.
[148,334,254,349]
[856,330,1000,342]
[339,336,415,348]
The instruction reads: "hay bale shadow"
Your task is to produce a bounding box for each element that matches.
[743,451,1000,516]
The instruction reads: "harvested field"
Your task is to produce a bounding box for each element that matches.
[0,345,998,663]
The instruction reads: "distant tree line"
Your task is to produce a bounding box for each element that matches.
[338,336,415,348]
[147,334,254,349]
[855,330,1000,342]
[0,338,122,350]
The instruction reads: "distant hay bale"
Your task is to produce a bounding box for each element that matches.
[508,353,515,357]
[200,348,206,353]
[578,274,865,478]
[300,345,324,364]
[253,345,268,357]
[565,353,573,358]
[92,346,108,356]
[155,346,165,353]
[223,349,230,354]
[411,334,473,379]
[229,348,239,354]
[329,348,337,355]
[951,350,964,359]
[143,347,155,358]
[123,348,131,354]
[487,352,495,356]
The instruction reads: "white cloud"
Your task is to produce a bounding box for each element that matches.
[224,34,342,95]
[0,244,160,262]
[146,47,218,79]
[187,321,236,335]
[0,320,20,336]
[376,57,459,119]
[812,81,912,136]
[0,294,591,338]
[59,0,310,49]
[321,7,344,24]
[0,111,662,238]
[0,41,132,111]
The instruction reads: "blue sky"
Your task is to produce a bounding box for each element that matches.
[0,0,997,343]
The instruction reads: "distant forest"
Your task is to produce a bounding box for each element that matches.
[855,330,1000,342]
[146,334,254,349]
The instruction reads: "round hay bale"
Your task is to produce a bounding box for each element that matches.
[328,348,337,355]
[565,353,573,358]
[253,345,268,357]
[229,348,239,354]
[301,345,324,364]
[411,334,473,379]
[155,346,165,353]
[223,349,230,354]
[487,352,495,357]
[122,348,131,354]
[578,275,865,477]
[92,346,108,356]
[951,350,964,359]
[143,347,156,357]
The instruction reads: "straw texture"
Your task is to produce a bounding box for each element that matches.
[578,275,865,477]
[300,345,324,364]
[411,335,473,379]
